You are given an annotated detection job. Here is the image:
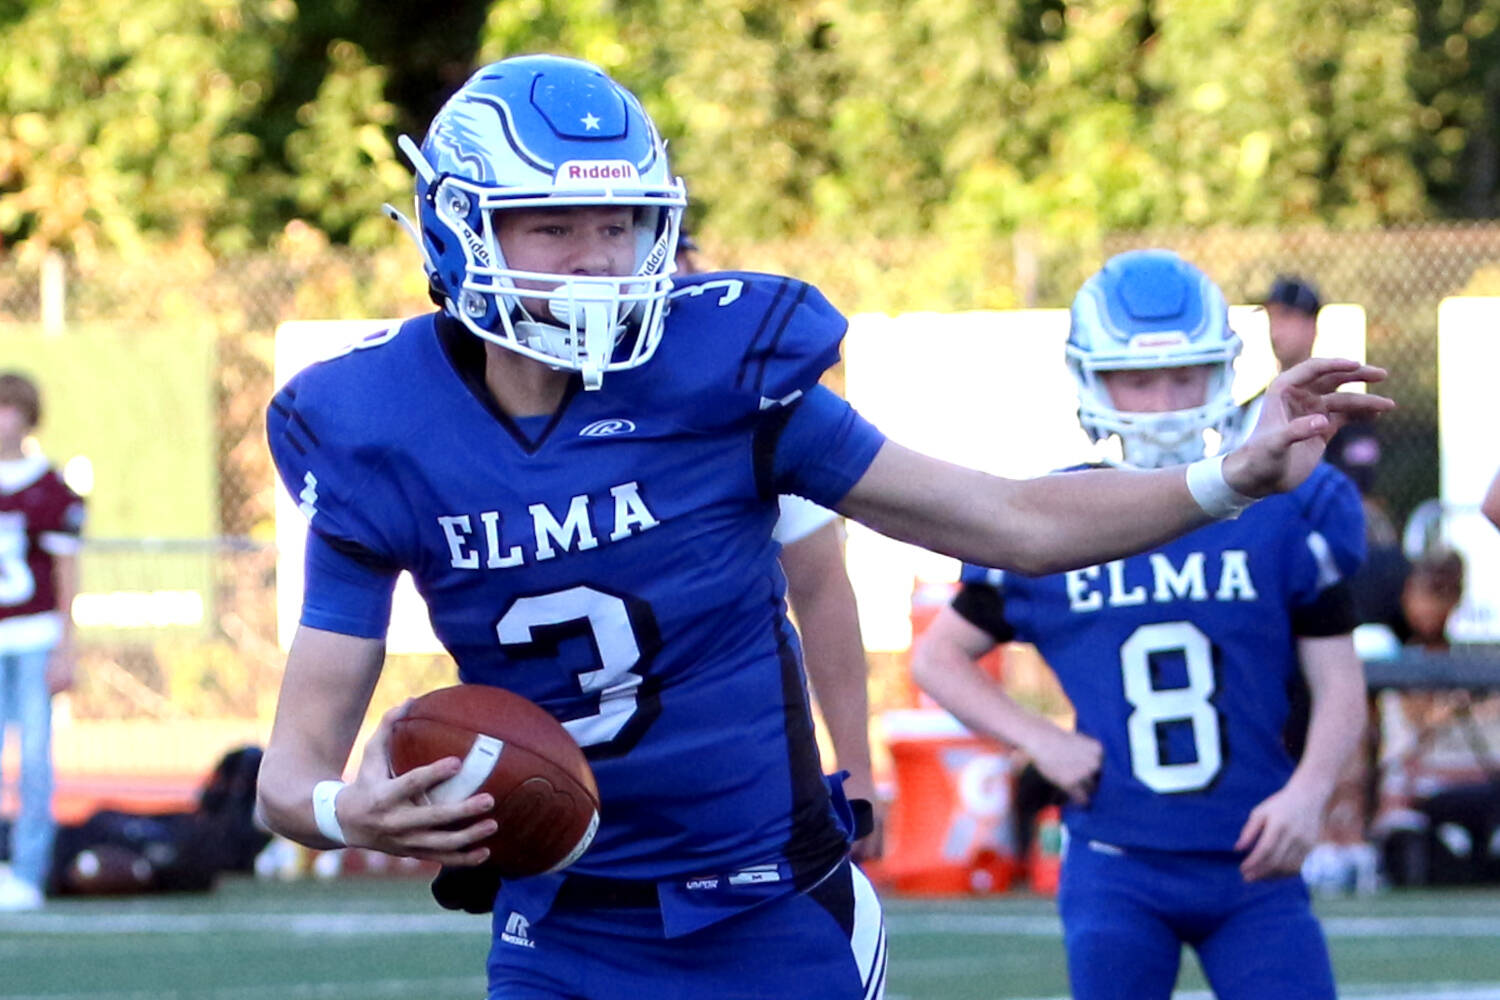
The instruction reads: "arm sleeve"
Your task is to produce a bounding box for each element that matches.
[37,477,85,556]
[772,495,838,545]
[1291,579,1357,637]
[950,582,1017,644]
[300,530,399,639]
[762,386,886,509]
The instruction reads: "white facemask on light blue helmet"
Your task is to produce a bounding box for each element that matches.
[1067,250,1243,468]
[384,55,687,389]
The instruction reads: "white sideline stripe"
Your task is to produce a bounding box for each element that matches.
[888,912,1500,938]
[998,988,1500,1000]
[0,912,481,935]
[1322,915,1500,937]
[0,975,487,1000]
[7,909,1500,939]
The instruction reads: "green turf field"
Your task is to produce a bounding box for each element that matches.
[3,878,1500,998]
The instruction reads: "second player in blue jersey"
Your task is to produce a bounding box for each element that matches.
[914,250,1370,1000]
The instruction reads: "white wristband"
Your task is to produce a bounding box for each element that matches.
[1185,454,1256,520]
[312,780,348,846]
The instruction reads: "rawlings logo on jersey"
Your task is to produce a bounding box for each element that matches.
[578,418,636,438]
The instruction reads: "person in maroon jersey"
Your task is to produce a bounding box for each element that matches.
[0,372,85,910]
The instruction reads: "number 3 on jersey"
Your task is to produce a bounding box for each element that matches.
[1120,621,1222,794]
[495,585,662,759]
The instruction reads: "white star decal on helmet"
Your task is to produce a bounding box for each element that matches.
[581,112,601,131]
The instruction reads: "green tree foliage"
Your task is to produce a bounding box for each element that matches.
[0,0,485,257]
[635,0,1429,244]
[1409,0,1500,217]
[0,0,293,259]
[0,0,1492,262]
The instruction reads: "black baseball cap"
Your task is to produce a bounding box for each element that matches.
[677,227,699,252]
[1261,275,1322,315]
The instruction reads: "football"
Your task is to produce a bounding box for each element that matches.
[387,684,600,878]
[59,844,156,896]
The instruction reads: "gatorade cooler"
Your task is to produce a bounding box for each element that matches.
[879,709,1018,895]
[1028,805,1063,896]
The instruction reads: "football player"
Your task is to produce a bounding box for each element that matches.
[256,57,1390,1000]
[911,250,1368,1000]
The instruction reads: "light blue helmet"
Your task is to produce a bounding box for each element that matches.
[385,55,687,389]
[1066,250,1243,468]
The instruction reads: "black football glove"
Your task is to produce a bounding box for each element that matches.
[430,863,503,915]
[850,798,875,841]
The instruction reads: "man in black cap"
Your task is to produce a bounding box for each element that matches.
[1262,274,1324,371]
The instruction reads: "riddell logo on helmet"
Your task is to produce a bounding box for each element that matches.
[1130,333,1189,349]
[557,160,640,185]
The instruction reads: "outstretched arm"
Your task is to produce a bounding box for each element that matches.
[911,607,1101,804]
[840,358,1392,575]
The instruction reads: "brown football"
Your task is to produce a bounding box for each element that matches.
[387,684,600,879]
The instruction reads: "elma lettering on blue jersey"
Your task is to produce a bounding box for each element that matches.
[956,463,1364,852]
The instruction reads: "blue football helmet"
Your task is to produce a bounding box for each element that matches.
[386,55,687,389]
[1067,250,1243,468]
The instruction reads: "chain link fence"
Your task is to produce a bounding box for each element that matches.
[0,226,1491,750]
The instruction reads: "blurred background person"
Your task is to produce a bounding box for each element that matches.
[0,372,86,911]
[1262,275,1323,373]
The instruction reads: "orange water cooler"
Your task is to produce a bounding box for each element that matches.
[876,709,1019,895]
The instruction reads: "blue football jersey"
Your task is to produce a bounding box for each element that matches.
[268,272,885,892]
[956,463,1365,852]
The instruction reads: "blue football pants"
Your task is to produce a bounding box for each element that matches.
[1058,838,1336,1000]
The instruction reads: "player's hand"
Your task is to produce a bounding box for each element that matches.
[1223,358,1393,498]
[838,770,886,863]
[1029,729,1103,806]
[1235,783,1326,881]
[849,798,886,864]
[336,703,498,865]
[431,862,504,914]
